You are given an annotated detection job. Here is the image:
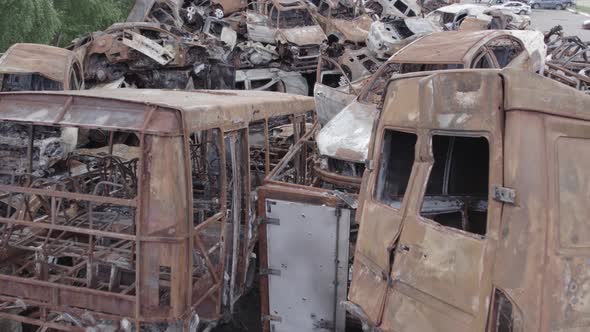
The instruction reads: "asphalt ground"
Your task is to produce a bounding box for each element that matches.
[530,8,590,40]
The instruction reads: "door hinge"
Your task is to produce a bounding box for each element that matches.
[493,186,516,204]
[262,314,282,322]
[260,268,281,276]
[259,217,280,225]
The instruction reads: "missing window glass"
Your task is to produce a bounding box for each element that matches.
[490,288,523,332]
[421,135,489,235]
[374,130,417,208]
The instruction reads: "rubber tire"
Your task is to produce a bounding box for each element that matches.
[366,1,384,17]
[532,3,540,8]
[519,10,527,14]
[213,6,224,19]
[556,4,563,9]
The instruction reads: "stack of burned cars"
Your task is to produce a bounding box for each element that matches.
[65,0,538,97]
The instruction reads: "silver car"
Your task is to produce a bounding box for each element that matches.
[491,1,532,15]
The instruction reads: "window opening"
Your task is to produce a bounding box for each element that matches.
[473,52,495,69]
[374,130,417,208]
[420,135,489,235]
[394,0,409,14]
[190,129,223,225]
[490,288,523,332]
[488,38,524,68]
[0,123,139,300]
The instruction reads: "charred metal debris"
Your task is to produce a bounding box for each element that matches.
[544,25,590,94]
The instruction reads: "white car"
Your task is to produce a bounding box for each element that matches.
[491,1,532,15]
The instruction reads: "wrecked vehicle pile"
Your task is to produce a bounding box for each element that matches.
[544,30,590,94]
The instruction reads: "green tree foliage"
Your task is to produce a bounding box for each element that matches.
[0,0,137,51]
[53,0,127,46]
[0,0,61,52]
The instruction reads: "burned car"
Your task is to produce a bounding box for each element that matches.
[75,22,234,89]
[426,4,531,31]
[0,44,84,92]
[315,30,546,186]
[235,67,309,95]
[0,44,85,187]
[347,68,590,332]
[365,0,422,18]
[338,47,382,81]
[127,0,250,31]
[247,0,327,72]
[310,0,374,49]
[425,4,487,30]
[367,17,442,60]
[0,88,314,331]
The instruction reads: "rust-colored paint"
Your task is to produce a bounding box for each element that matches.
[349,68,590,331]
[0,43,82,89]
[0,89,313,330]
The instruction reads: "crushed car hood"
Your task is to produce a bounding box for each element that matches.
[404,17,443,34]
[316,100,378,162]
[331,15,373,43]
[277,25,327,46]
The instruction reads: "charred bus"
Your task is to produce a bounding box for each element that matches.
[0,88,313,331]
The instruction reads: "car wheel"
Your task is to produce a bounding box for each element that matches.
[366,1,383,16]
[519,9,527,14]
[556,4,563,9]
[213,6,224,19]
[532,3,540,8]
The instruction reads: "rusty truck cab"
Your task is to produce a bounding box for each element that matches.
[0,89,313,331]
[348,68,590,331]
[0,44,84,92]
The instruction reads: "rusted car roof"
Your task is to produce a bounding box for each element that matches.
[0,44,76,82]
[392,30,508,64]
[0,89,314,134]
[380,68,590,131]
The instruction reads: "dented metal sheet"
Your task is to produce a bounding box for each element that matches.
[316,100,377,162]
[265,199,350,332]
[121,30,175,65]
[348,68,590,332]
[0,44,79,83]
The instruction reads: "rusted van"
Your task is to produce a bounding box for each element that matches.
[0,44,84,92]
[0,89,313,331]
[347,68,590,331]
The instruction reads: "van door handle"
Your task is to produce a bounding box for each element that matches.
[316,91,325,97]
[398,245,410,253]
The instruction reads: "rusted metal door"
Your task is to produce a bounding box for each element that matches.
[541,115,590,331]
[264,199,350,331]
[348,129,418,325]
[314,59,357,125]
[380,132,503,332]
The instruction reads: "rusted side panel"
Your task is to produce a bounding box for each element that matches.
[491,111,546,331]
[502,68,590,122]
[541,115,590,331]
[138,135,191,319]
[351,70,505,330]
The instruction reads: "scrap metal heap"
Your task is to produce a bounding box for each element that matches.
[544,26,590,94]
[65,0,541,96]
